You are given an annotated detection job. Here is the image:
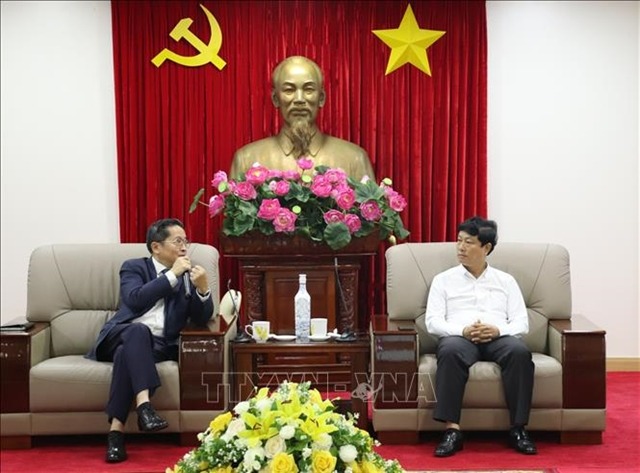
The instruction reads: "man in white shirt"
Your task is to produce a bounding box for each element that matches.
[86,218,213,463]
[425,216,537,457]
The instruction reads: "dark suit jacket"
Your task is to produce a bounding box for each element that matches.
[86,257,213,360]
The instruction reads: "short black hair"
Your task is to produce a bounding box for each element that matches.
[458,216,498,255]
[146,218,184,253]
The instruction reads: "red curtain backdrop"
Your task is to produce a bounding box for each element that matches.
[111,0,487,313]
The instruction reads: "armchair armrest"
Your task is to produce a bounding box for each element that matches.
[179,315,237,411]
[370,314,418,410]
[549,314,606,410]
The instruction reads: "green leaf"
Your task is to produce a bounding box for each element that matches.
[394,220,411,240]
[237,200,258,218]
[323,223,351,250]
[232,215,256,235]
[286,182,310,203]
[355,180,384,202]
[189,188,205,213]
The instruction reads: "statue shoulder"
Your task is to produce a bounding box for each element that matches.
[231,136,282,179]
[323,136,369,159]
[320,135,375,181]
[234,137,279,160]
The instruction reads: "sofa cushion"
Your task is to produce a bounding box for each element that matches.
[30,356,179,412]
[50,310,112,357]
[417,352,562,408]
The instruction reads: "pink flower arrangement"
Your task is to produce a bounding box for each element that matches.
[191,158,409,250]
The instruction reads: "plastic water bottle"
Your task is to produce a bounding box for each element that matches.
[295,274,311,342]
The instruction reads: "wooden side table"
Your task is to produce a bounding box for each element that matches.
[231,337,370,430]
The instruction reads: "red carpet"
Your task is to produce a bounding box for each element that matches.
[1,372,638,473]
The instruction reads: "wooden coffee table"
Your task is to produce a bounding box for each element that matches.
[231,336,370,430]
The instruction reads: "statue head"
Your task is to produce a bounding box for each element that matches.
[271,56,326,133]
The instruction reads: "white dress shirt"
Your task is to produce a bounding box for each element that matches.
[425,264,529,339]
[132,258,178,337]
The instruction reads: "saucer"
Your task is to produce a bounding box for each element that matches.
[270,334,296,341]
[309,334,331,342]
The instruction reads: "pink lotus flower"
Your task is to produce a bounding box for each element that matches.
[323,210,344,225]
[297,157,314,170]
[208,195,225,217]
[267,169,283,180]
[271,180,290,196]
[344,214,362,233]
[245,165,270,185]
[273,208,297,232]
[324,168,348,185]
[335,188,356,211]
[282,170,301,181]
[386,190,407,212]
[234,181,257,200]
[360,200,382,221]
[210,171,228,190]
[310,175,332,198]
[257,198,281,220]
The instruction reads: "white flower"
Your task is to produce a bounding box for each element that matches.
[302,447,312,459]
[234,437,249,448]
[233,401,250,415]
[339,444,358,463]
[221,418,246,441]
[312,432,333,450]
[243,447,265,471]
[264,435,286,457]
[256,398,273,412]
[279,425,295,440]
[196,432,204,441]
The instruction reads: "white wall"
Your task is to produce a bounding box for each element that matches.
[487,0,639,357]
[0,1,119,321]
[1,1,638,357]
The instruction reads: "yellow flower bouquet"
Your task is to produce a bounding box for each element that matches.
[166,381,404,473]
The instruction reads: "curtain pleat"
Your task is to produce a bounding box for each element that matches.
[111,0,487,315]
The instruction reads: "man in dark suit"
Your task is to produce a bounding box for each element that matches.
[86,218,213,463]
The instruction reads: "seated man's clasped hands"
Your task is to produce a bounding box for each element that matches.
[86,218,213,463]
[425,216,537,457]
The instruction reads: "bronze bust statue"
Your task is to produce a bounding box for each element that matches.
[230,56,376,182]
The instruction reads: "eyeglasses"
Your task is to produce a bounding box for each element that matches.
[164,237,190,248]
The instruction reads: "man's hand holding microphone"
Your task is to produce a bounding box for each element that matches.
[170,256,209,297]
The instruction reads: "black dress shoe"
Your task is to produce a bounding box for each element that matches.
[136,402,168,432]
[106,431,127,463]
[434,428,464,457]
[509,426,537,454]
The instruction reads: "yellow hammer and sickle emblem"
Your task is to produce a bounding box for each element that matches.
[151,4,226,70]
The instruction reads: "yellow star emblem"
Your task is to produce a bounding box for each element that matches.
[372,4,445,76]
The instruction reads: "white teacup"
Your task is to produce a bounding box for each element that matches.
[245,321,270,343]
[310,318,328,337]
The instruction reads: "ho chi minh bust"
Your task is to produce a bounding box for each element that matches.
[230,56,376,182]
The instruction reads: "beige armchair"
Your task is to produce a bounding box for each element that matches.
[0,243,237,449]
[371,242,606,444]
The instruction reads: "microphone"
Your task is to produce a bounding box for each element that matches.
[183,272,191,298]
[227,279,239,315]
[229,278,251,343]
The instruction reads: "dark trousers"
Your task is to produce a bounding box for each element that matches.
[433,335,534,427]
[96,323,178,424]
